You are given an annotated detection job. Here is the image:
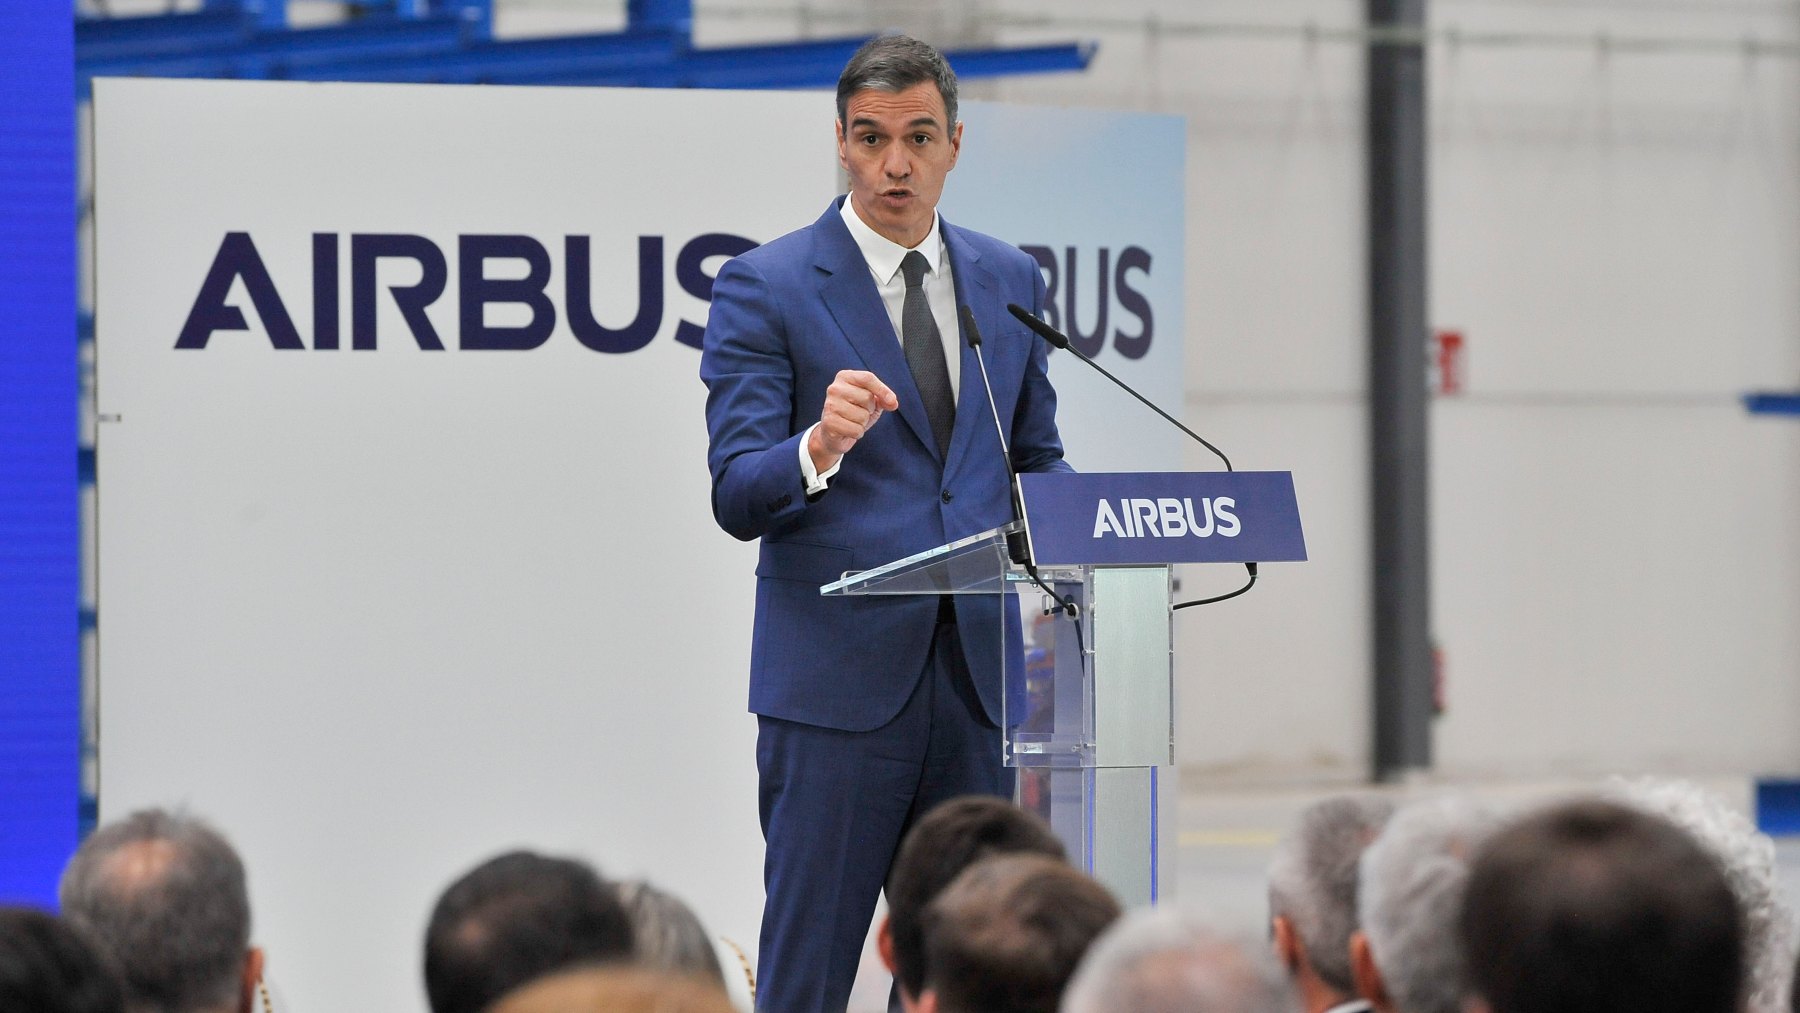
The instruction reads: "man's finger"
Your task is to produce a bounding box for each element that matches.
[840,370,900,412]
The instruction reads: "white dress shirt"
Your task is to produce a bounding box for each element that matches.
[798,199,962,493]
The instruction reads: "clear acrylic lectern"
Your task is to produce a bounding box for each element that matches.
[821,521,1175,907]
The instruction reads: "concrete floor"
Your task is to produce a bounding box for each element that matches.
[843,773,1800,1012]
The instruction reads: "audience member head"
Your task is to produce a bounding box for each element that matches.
[488,966,735,1013]
[58,808,261,1013]
[1062,907,1295,1013]
[1266,793,1395,1012]
[880,796,1066,1004]
[0,907,124,1013]
[1614,777,1798,1013]
[1460,797,1742,1013]
[614,880,725,987]
[1351,795,1498,1013]
[423,850,634,1013]
[835,34,960,135]
[916,853,1119,1013]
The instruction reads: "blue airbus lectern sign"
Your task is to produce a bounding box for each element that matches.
[1018,472,1307,566]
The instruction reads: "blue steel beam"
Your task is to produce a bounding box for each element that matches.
[479,34,867,87]
[495,39,1094,88]
[942,42,1097,79]
[284,32,1091,89]
[1745,392,1800,416]
[628,0,692,36]
[79,16,468,93]
[201,0,287,31]
[427,0,492,39]
[282,29,679,83]
[76,10,254,63]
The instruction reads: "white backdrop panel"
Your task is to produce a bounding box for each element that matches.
[94,79,826,1013]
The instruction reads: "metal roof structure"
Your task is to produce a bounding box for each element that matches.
[76,0,1096,99]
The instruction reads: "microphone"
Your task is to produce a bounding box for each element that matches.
[1006,303,1233,472]
[962,305,1079,620]
[1005,303,1257,607]
[960,305,1033,567]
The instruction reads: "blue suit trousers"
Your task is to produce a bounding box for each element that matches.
[754,615,1013,1012]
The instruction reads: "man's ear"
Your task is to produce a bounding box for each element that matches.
[239,947,265,1013]
[1349,931,1390,1011]
[877,914,897,975]
[1271,914,1303,970]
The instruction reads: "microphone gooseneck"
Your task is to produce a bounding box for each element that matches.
[1005,303,1233,473]
[1005,303,1256,609]
[961,305,1076,620]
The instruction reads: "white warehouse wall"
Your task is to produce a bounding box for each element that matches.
[980,0,1800,781]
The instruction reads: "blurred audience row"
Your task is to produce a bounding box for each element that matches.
[3,776,1795,1013]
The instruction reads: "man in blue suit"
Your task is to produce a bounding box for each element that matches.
[700,35,1071,1011]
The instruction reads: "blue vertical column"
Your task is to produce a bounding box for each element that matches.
[0,7,78,905]
[628,0,692,36]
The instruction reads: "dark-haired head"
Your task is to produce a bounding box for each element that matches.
[1460,798,1744,1013]
[0,907,124,1013]
[423,850,635,1013]
[882,796,1066,1000]
[836,34,959,137]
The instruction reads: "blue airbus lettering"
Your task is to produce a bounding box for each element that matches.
[174,231,758,351]
[1022,244,1155,360]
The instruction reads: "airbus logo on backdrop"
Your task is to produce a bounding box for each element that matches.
[1021,244,1155,361]
[174,231,757,352]
[172,232,1160,357]
[1093,497,1240,539]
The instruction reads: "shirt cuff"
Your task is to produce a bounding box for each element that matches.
[798,423,842,495]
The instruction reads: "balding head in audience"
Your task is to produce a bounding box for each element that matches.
[1350,796,1498,1013]
[1267,794,1394,1013]
[59,808,261,1013]
[423,850,634,1013]
[915,853,1119,1013]
[878,796,1066,1009]
[1062,908,1294,1013]
[1460,797,1743,1013]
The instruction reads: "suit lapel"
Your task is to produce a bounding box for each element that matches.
[944,220,1003,475]
[813,202,941,460]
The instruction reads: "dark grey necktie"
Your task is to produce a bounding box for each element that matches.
[900,250,954,456]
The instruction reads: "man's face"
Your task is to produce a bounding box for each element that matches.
[837,81,962,249]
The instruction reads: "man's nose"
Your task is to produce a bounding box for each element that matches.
[882,144,911,179]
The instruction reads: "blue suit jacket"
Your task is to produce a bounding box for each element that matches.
[700,199,1071,732]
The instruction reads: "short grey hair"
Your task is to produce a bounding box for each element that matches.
[1357,796,1500,1013]
[1266,794,1395,993]
[836,34,959,135]
[1062,908,1295,1013]
[1612,778,1799,1013]
[59,808,250,1013]
[615,881,725,988]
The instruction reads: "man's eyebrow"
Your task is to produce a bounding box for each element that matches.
[849,115,941,131]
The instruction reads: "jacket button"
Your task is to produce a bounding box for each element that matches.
[941,490,953,503]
